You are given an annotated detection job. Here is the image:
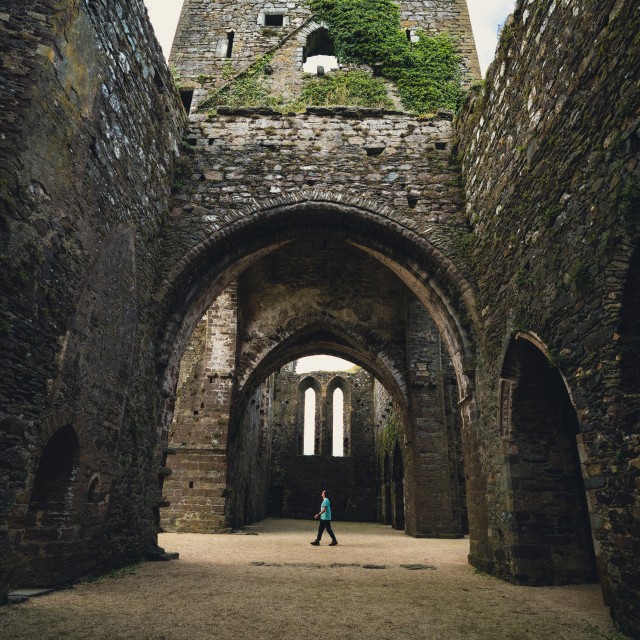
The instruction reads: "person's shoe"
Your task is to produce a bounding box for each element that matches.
[310,540,320,546]
[329,541,338,546]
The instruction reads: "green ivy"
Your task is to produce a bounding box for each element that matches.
[308,0,464,113]
[378,410,400,459]
[301,70,394,108]
[309,0,407,67]
[205,55,285,111]
[389,33,464,113]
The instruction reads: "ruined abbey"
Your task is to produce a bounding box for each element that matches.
[0,0,638,636]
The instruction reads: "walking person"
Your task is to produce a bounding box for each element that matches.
[311,489,338,546]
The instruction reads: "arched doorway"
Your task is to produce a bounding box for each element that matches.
[500,334,598,585]
[14,426,80,586]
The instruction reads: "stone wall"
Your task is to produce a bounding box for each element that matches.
[227,376,275,527]
[406,299,464,537]
[167,106,466,261]
[454,0,640,634]
[373,305,465,537]
[170,0,480,95]
[0,0,184,595]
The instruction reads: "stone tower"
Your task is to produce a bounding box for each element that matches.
[170,0,480,108]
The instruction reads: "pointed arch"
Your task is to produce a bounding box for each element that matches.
[499,332,598,585]
[298,376,322,455]
[326,375,351,457]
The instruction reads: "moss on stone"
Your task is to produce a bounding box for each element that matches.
[308,0,464,113]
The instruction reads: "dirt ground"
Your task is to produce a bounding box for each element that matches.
[0,519,629,640]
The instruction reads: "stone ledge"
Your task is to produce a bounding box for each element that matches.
[209,106,454,120]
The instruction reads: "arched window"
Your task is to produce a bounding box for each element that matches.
[332,387,344,457]
[326,376,351,456]
[302,27,338,73]
[303,387,316,455]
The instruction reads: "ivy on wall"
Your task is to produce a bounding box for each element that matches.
[308,0,464,113]
[205,55,281,109]
[201,0,463,114]
[301,70,394,109]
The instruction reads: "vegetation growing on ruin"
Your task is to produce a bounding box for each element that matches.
[199,0,464,113]
[308,0,464,113]
[205,55,280,110]
[378,410,400,459]
[203,59,394,112]
[300,70,394,109]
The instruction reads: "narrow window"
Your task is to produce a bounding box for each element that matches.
[265,14,284,27]
[180,89,194,113]
[332,388,344,457]
[226,31,234,58]
[406,29,412,41]
[304,388,316,455]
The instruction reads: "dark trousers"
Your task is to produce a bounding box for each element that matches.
[316,519,337,542]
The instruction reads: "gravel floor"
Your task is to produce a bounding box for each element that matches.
[0,519,629,640]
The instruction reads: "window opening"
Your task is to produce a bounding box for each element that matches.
[303,387,316,455]
[87,476,101,503]
[332,388,344,457]
[264,14,284,27]
[226,31,235,58]
[180,90,194,113]
[303,27,338,73]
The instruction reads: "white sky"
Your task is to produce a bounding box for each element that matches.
[297,355,355,373]
[143,0,516,76]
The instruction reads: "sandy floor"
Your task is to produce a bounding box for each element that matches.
[0,519,629,640]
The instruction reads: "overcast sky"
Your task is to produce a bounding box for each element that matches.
[143,0,516,76]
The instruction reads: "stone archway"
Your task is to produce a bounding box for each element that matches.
[498,333,598,585]
[155,201,478,540]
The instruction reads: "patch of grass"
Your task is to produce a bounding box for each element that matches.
[79,562,141,584]
[301,70,394,108]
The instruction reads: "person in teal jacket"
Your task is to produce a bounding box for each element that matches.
[310,489,338,546]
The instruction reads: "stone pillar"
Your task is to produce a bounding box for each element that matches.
[404,299,463,538]
[161,285,239,533]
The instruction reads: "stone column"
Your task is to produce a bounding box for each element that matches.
[161,285,239,533]
[404,299,463,538]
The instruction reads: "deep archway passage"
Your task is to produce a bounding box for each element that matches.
[155,201,477,406]
[156,201,478,541]
[500,334,598,585]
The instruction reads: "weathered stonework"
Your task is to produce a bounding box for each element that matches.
[454,0,640,634]
[1,0,639,636]
[0,0,184,598]
[161,237,466,536]
[269,368,378,522]
[170,0,480,98]
[161,289,238,533]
